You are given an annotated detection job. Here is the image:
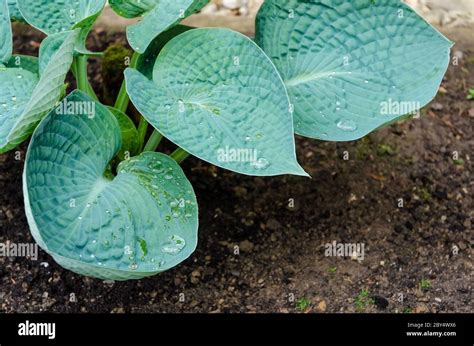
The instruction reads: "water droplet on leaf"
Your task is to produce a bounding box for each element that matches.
[252,158,270,170]
[162,235,186,255]
[336,119,357,132]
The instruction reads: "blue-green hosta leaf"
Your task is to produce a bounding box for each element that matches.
[17,0,105,35]
[126,28,306,177]
[17,0,105,54]
[0,30,78,153]
[24,91,198,280]
[256,0,453,141]
[109,0,209,53]
[7,0,23,22]
[38,30,78,76]
[0,0,12,64]
[6,55,39,74]
[0,68,38,153]
[136,25,192,80]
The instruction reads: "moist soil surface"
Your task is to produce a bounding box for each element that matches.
[0,25,472,313]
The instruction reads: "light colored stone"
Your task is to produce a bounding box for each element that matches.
[317,300,327,312]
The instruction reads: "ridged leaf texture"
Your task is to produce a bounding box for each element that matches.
[24,91,199,280]
[126,28,307,177]
[0,30,78,153]
[256,0,453,141]
[0,0,12,64]
[109,0,209,53]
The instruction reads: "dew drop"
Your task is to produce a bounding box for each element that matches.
[129,263,138,270]
[162,235,186,255]
[178,99,185,113]
[164,174,173,180]
[252,158,270,170]
[11,96,17,102]
[336,119,357,132]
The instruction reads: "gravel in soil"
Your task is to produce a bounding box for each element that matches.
[0,25,472,313]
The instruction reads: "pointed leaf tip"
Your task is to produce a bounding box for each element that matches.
[125,28,305,177]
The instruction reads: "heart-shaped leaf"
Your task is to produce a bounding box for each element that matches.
[0,29,78,153]
[0,0,12,64]
[256,0,453,141]
[109,0,209,53]
[24,90,199,280]
[125,28,307,177]
[17,0,105,54]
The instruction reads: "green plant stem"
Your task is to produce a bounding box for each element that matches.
[170,148,190,164]
[137,117,148,152]
[73,55,98,101]
[75,55,89,94]
[114,51,140,113]
[71,59,78,77]
[143,130,163,152]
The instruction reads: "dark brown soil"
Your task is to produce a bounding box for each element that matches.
[0,24,472,314]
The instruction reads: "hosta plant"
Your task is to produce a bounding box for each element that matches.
[0,0,452,280]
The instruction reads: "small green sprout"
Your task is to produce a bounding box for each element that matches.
[377,144,395,156]
[354,289,375,311]
[419,279,432,291]
[296,297,311,312]
[466,88,474,100]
